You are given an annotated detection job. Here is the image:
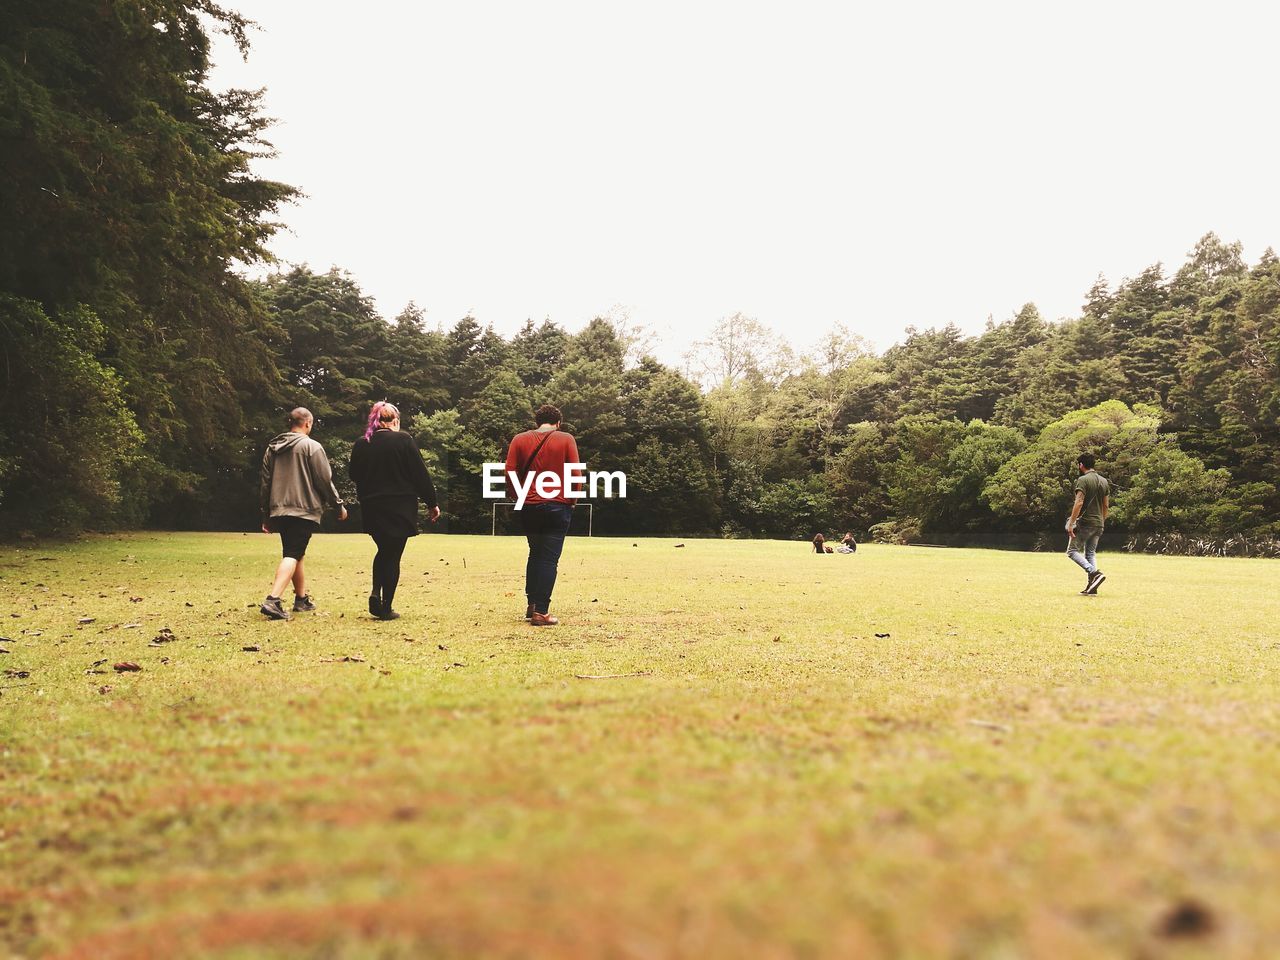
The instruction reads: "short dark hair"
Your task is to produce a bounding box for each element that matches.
[1078,452,1095,469]
[534,404,562,426]
[289,407,313,428]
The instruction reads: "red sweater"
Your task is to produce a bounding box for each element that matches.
[503,429,580,505]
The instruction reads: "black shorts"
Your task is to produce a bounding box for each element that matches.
[269,516,320,559]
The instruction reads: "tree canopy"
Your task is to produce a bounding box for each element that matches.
[2,5,1277,549]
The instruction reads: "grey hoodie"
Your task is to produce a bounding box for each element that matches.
[260,432,344,523]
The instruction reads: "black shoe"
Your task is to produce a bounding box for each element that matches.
[376,607,401,621]
[368,594,382,617]
[260,596,290,621]
[1086,570,1105,595]
[1080,572,1093,595]
[293,594,317,612]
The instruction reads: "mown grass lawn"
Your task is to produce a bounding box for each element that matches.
[1,532,1278,958]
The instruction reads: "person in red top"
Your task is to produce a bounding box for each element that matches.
[504,404,579,626]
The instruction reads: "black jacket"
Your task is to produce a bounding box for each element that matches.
[349,430,438,507]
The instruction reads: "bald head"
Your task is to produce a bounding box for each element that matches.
[288,407,314,433]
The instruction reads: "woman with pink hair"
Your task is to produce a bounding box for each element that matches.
[349,402,441,620]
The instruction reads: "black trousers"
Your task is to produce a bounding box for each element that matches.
[369,534,408,609]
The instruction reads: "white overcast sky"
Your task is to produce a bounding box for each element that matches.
[209,0,1280,364]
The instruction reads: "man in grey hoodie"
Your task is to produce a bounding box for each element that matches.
[259,407,347,620]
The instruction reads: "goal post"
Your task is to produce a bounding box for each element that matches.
[490,501,593,537]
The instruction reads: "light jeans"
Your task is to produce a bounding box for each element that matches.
[1067,525,1102,574]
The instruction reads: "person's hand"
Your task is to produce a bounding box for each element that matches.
[1065,520,1075,535]
[338,506,348,522]
[261,522,270,534]
[428,506,441,523]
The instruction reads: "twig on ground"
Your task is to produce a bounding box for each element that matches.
[574,671,651,680]
[968,719,1012,733]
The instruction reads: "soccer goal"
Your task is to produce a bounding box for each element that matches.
[490,501,593,537]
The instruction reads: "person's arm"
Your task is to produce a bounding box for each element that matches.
[403,434,440,520]
[309,445,348,521]
[259,448,273,532]
[1067,490,1084,533]
[348,440,364,486]
[503,435,521,502]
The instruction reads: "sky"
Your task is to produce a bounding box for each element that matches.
[209,0,1280,365]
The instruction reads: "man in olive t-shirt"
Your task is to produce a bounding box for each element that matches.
[1066,452,1110,595]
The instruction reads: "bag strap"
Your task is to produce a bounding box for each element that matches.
[518,430,555,478]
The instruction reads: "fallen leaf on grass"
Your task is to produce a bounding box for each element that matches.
[98,685,112,695]
[437,644,448,651]
[112,662,142,673]
[320,655,365,663]
[874,633,891,638]
[77,617,96,625]
[1156,899,1217,939]
[122,624,140,630]
[149,627,177,647]
[0,648,9,655]
[242,646,260,652]
[128,597,143,603]
[184,602,194,607]
[3,669,31,679]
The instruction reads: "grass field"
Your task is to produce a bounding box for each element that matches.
[2,532,1278,959]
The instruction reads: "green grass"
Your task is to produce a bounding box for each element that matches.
[2,533,1278,958]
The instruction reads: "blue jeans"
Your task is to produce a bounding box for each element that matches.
[519,502,573,614]
[1067,525,1102,574]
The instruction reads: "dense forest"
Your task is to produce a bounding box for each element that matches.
[3,3,1279,548]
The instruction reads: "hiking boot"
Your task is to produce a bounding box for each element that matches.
[375,607,401,621]
[525,603,535,621]
[368,594,382,617]
[260,596,290,621]
[1086,570,1106,595]
[530,612,559,627]
[293,594,317,613]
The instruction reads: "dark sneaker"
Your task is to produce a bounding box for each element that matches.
[1080,571,1093,595]
[260,596,290,621]
[1086,570,1106,595]
[375,607,401,621]
[293,594,317,612]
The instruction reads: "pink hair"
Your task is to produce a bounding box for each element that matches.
[363,401,399,441]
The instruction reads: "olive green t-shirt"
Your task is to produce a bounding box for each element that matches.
[1074,471,1110,528]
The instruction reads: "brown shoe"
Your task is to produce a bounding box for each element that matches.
[530,612,559,627]
[525,603,535,621]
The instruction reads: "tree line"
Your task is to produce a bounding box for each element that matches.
[3,4,1278,546]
